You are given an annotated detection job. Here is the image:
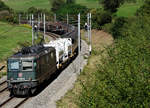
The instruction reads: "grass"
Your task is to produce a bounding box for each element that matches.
[76,0,100,9]
[117,1,144,17]
[3,0,100,12]
[4,0,51,12]
[0,21,32,61]
[57,30,113,108]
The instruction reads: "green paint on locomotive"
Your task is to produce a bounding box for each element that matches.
[7,46,57,95]
[7,58,36,81]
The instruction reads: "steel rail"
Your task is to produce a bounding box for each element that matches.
[0,97,14,107]
[14,98,29,108]
[0,65,5,71]
[46,32,60,40]
[0,87,8,93]
[0,80,6,86]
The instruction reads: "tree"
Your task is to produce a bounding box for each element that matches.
[50,0,65,12]
[101,0,124,13]
[66,0,75,4]
[136,0,150,16]
[0,0,9,11]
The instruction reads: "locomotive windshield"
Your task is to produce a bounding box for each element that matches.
[10,61,19,70]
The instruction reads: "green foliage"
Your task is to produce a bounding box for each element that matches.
[27,7,38,14]
[125,0,137,3]
[50,0,65,12]
[56,3,88,15]
[101,0,124,13]
[26,7,53,21]
[27,7,52,15]
[56,3,88,27]
[66,0,75,4]
[91,8,112,29]
[111,17,128,39]
[79,1,150,107]
[0,0,18,23]
[4,0,51,12]
[136,0,150,16]
[0,0,9,11]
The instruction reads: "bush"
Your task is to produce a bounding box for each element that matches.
[56,3,88,27]
[111,17,128,39]
[136,0,150,16]
[0,0,9,11]
[51,0,65,12]
[91,8,112,29]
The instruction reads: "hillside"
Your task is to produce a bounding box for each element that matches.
[57,0,150,107]
[3,0,51,12]
[3,0,143,17]
[3,0,99,12]
[0,22,32,61]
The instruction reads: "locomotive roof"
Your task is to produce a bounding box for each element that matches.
[11,45,55,58]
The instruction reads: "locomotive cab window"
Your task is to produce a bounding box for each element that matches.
[22,61,33,71]
[9,61,19,70]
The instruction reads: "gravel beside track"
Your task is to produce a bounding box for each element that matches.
[20,40,89,108]
[0,76,7,84]
[0,81,7,93]
[0,91,10,105]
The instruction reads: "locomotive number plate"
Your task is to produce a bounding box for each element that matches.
[17,78,25,81]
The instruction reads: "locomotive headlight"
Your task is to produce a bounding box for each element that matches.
[10,78,13,81]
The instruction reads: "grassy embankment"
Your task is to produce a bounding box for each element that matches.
[0,22,32,78]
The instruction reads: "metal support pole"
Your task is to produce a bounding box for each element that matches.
[89,13,92,55]
[30,14,31,25]
[32,14,34,45]
[67,13,69,25]
[78,13,81,72]
[38,14,40,32]
[19,14,21,24]
[87,13,90,42]
[44,14,46,42]
[26,14,28,23]
[54,14,56,23]
[41,13,42,23]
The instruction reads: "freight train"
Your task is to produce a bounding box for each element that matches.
[7,23,79,96]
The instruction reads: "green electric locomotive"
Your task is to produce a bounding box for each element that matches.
[7,45,57,96]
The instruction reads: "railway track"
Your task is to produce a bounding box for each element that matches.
[14,97,29,108]
[0,80,7,93]
[0,81,29,108]
[46,32,60,40]
[0,96,29,108]
[0,96,14,107]
[0,66,5,71]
